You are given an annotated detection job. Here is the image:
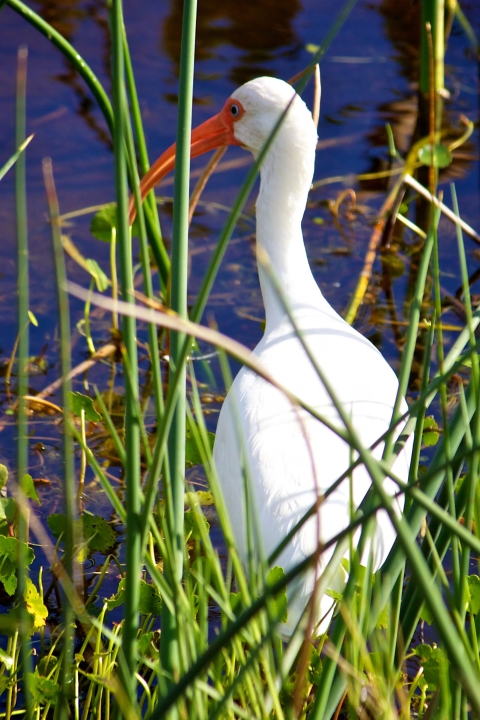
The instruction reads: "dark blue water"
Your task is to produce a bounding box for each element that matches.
[0,0,479,620]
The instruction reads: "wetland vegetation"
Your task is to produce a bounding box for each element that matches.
[1,0,480,717]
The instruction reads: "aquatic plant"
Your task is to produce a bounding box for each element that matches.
[1,0,480,718]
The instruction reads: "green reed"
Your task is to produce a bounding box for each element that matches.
[420,0,444,103]
[111,0,142,704]
[15,44,33,720]
[6,0,480,718]
[161,0,198,683]
[43,155,77,720]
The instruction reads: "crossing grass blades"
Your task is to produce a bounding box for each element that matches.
[2,0,480,718]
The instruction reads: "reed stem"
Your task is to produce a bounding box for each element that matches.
[111,0,141,708]
[43,158,76,720]
[15,44,33,720]
[161,0,198,682]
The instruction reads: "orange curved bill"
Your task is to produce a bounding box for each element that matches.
[128,112,231,225]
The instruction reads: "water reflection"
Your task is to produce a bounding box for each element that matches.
[163,0,301,86]
[30,0,303,137]
[31,0,112,146]
[373,0,474,184]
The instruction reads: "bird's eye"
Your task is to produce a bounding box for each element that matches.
[230,103,240,117]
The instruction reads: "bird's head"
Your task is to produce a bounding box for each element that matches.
[229,76,316,156]
[128,76,317,224]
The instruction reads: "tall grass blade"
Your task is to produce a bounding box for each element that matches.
[42,158,76,720]
[384,210,436,458]
[110,0,141,708]
[294,0,357,94]
[15,44,33,720]
[0,133,33,183]
[123,32,168,282]
[162,0,198,682]
[122,83,165,445]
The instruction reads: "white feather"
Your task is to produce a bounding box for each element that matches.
[213,77,412,636]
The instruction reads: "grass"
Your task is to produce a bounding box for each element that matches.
[1,0,480,718]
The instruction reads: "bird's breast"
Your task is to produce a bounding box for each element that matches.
[212,308,409,587]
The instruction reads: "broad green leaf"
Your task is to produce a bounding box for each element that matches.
[106,578,126,610]
[138,631,160,659]
[90,203,141,242]
[0,498,17,526]
[423,647,443,689]
[184,510,210,540]
[423,416,440,447]
[25,578,48,629]
[185,425,215,468]
[37,656,58,677]
[414,643,432,661]
[69,392,102,422]
[22,474,40,505]
[0,465,7,491]
[184,490,215,506]
[138,632,153,655]
[82,514,116,553]
[0,648,13,671]
[467,575,480,615]
[0,537,34,596]
[5,499,16,525]
[31,671,59,705]
[84,259,110,292]
[90,204,117,242]
[48,513,115,554]
[28,310,38,327]
[308,647,323,685]
[47,514,66,539]
[0,608,25,636]
[419,602,433,625]
[107,578,161,615]
[138,580,162,616]
[267,566,288,623]
[414,644,444,689]
[418,143,452,169]
[3,574,16,596]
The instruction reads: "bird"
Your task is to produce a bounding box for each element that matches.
[131,76,412,637]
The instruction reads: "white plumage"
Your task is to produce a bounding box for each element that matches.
[211,77,411,635]
[134,75,412,637]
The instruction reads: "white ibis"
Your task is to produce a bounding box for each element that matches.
[131,76,412,637]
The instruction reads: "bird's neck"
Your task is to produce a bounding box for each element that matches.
[255,149,325,332]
